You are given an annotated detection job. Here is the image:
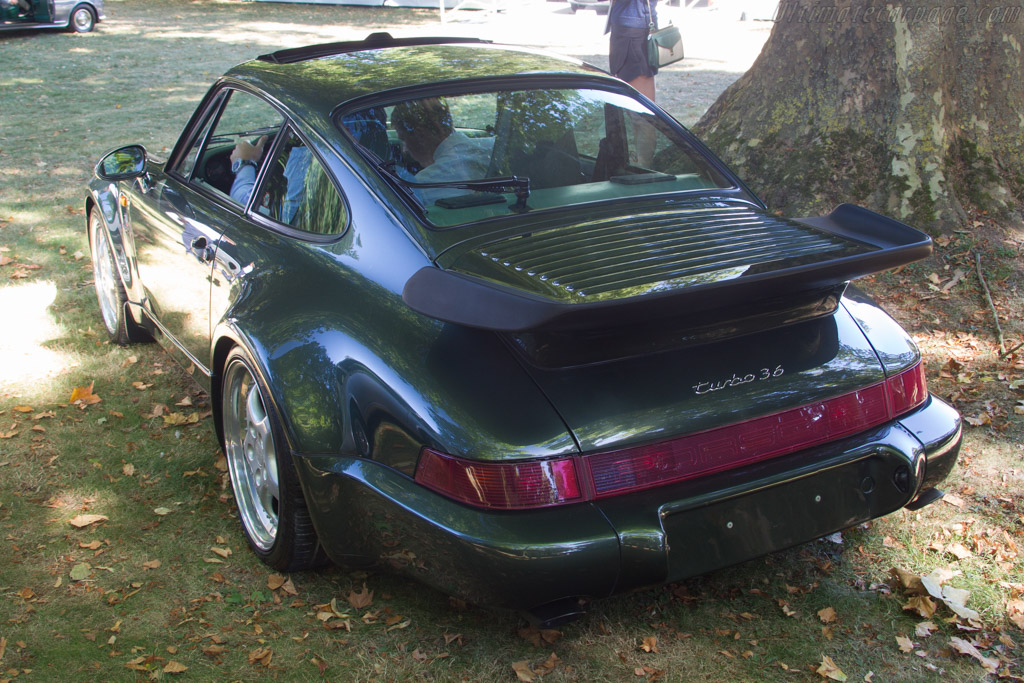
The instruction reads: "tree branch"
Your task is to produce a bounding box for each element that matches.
[974,252,1005,354]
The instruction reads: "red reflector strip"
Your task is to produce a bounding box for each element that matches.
[586,363,928,499]
[585,384,890,498]
[416,364,928,508]
[415,449,582,510]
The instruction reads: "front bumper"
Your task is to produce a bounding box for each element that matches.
[295,395,960,610]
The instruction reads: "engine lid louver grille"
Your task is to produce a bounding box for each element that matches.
[476,206,872,299]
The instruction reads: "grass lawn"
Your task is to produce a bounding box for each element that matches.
[1,1,1022,680]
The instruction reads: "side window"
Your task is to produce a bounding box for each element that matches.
[186,90,283,207]
[176,92,226,181]
[254,128,347,236]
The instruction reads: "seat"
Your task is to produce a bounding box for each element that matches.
[487,92,584,190]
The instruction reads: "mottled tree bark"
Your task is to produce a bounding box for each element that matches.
[693,1,1024,231]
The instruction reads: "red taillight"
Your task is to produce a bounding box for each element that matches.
[886,362,928,416]
[418,363,929,508]
[584,383,891,498]
[415,449,582,510]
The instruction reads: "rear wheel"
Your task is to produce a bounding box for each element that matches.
[69,5,95,33]
[221,347,326,571]
[89,210,150,345]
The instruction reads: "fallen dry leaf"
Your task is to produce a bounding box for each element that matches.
[163,661,187,674]
[519,626,561,647]
[816,655,847,681]
[248,647,273,667]
[512,660,535,683]
[896,635,914,653]
[69,382,102,406]
[948,637,998,673]
[639,636,658,653]
[903,595,937,619]
[143,559,161,570]
[347,583,373,610]
[946,542,973,560]
[68,514,108,528]
[536,653,561,674]
[268,574,286,590]
[817,606,837,624]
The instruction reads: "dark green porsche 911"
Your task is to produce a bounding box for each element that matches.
[86,34,961,624]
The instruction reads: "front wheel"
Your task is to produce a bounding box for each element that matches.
[69,5,95,32]
[221,347,326,571]
[89,210,150,345]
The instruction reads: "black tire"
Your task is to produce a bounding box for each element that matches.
[221,347,327,571]
[69,5,95,33]
[88,210,151,345]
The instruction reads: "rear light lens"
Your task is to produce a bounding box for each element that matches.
[415,449,582,510]
[417,363,929,509]
[886,361,928,416]
[585,383,891,498]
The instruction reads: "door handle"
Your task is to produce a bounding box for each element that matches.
[190,236,215,263]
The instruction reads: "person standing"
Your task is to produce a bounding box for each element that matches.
[606,0,658,102]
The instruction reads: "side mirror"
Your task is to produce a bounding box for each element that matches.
[96,145,148,181]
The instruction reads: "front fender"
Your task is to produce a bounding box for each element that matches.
[86,168,157,324]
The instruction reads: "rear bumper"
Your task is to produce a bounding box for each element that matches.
[295,394,960,610]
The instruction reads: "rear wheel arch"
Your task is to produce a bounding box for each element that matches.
[217,342,328,570]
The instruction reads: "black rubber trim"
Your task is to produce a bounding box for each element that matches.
[257,33,492,65]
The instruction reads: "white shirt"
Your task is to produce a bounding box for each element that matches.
[411,131,494,205]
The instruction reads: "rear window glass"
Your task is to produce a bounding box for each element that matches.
[338,87,732,227]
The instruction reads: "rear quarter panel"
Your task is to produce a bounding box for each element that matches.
[208,146,577,467]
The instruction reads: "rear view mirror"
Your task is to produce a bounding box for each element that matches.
[96,145,147,180]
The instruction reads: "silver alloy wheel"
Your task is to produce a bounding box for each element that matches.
[71,7,94,32]
[90,217,120,335]
[223,358,280,551]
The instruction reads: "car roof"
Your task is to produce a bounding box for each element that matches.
[224,36,610,119]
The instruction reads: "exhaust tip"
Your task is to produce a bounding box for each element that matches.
[523,598,588,628]
[905,487,944,511]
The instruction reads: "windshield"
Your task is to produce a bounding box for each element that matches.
[339,87,734,227]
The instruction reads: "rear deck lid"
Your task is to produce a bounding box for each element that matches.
[405,202,931,332]
[516,305,887,454]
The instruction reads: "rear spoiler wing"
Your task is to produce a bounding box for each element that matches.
[402,204,932,332]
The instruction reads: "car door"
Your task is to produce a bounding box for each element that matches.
[209,124,351,340]
[131,88,285,375]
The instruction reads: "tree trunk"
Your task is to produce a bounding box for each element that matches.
[693,1,1024,231]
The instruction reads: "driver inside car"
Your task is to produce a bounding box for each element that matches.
[229,135,267,205]
[390,97,492,204]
